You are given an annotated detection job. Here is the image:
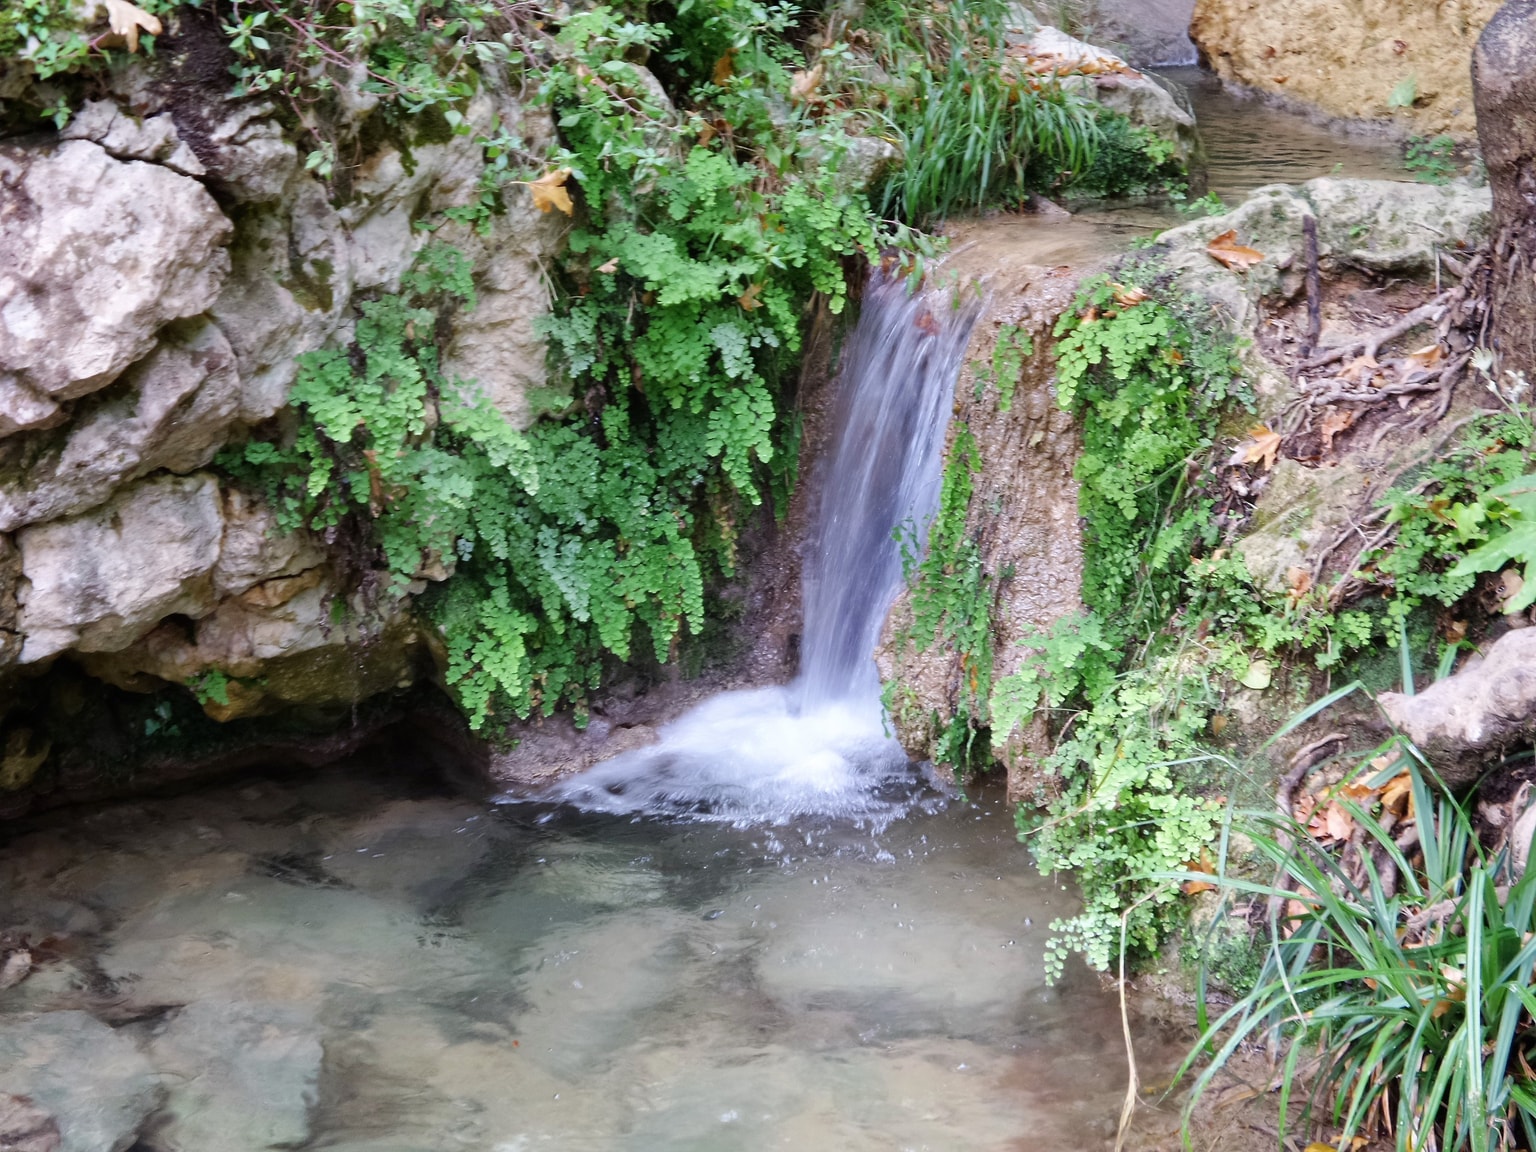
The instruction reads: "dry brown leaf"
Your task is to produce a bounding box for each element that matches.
[789,62,824,103]
[1339,353,1381,384]
[1181,849,1218,895]
[738,282,764,311]
[1286,565,1313,607]
[1406,342,1445,371]
[1381,772,1414,817]
[596,258,620,274]
[1110,282,1148,308]
[1318,406,1357,454]
[1229,424,1283,471]
[1323,801,1354,841]
[1209,713,1228,737]
[697,123,718,147]
[525,168,574,216]
[1500,569,1526,614]
[1206,229,1265,272]
[104,0,162,52]
[713,49,737,85]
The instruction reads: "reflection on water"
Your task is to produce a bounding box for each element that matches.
[0,763,1167,1151]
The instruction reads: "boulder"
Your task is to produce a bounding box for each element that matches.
[1005,22,1199,168]
[0,140,232,409]
[15,474,224,663]
[1380,628,1536,789]
[0,320,242,532]
[145,999,321,1152]
[0,1011,159,1152]
[1190,0,1502,137]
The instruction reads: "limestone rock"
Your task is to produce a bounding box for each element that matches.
[212,488,327,600]
[0,321,241,532]
[194,104,301,204]
[146,999,321,1152]
[1380,628,1536,788]
[1190,0,1502,137]
[0,1010,159,1152]
[874,238,1089,797]
[0,140,232,407]
[0,534,18,667]
[60,101,206,178]
[210,180,351,423]
[16,474,224,663]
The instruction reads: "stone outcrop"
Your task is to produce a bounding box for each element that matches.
[1190,0,1502,137]
[873,176,1495,794]
[0,17,564,808]
[1381,628,1536,788]
[874,222,1096,795]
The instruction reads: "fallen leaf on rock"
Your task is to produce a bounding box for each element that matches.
[1406,342,1445,371]
[1181,849,1218,895]
[1207,229,1265,272]
[1229,424,1283,471]
[1318,407,1357,454]
[524,168,574,215]
[1339,353,1380,384]
[104,0,161,52]
[1286,565,1313,607]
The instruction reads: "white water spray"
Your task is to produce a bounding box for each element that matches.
[529,273,981,824]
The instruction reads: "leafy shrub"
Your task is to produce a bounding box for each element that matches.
[1185,735,1536,1152]
[861,0,1104,223]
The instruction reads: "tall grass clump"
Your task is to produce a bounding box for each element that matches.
[1183,727,1536,1152]
[862,0,1102,223]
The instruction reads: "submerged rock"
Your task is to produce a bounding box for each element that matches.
[0,1011,159,1152]
[145,999,321,1152]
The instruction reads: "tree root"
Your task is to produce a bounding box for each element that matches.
[1301,297,1451,370]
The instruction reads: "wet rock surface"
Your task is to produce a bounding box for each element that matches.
[1190,0,1502,137]
[0,1011,159,1152]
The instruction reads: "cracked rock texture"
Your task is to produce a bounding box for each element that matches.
[0,24,563,807]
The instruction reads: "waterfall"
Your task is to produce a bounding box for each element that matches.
[528,272,981,824]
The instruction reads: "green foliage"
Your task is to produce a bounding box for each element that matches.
[1065,110,1187,200]
[896,425,996,771]
[861,0,1104,223]
[972,324,1034,412]
[1405,134,1459,185]
[978,272,1245,970]
[1052,272,1242,614]
[225,6,889,728]
[188,668,231,708]
[1371,408,1533,621]
[1389,73,1421,110]
[1185,736,1536,1152]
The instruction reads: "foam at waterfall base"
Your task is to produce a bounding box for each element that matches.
[517,687,943,827]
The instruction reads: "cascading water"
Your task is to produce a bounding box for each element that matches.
[528,272,982,825]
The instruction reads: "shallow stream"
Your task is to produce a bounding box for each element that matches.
[0,763,1167,1151]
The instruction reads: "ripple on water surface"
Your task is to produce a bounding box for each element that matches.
[0,761,1167,1151]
